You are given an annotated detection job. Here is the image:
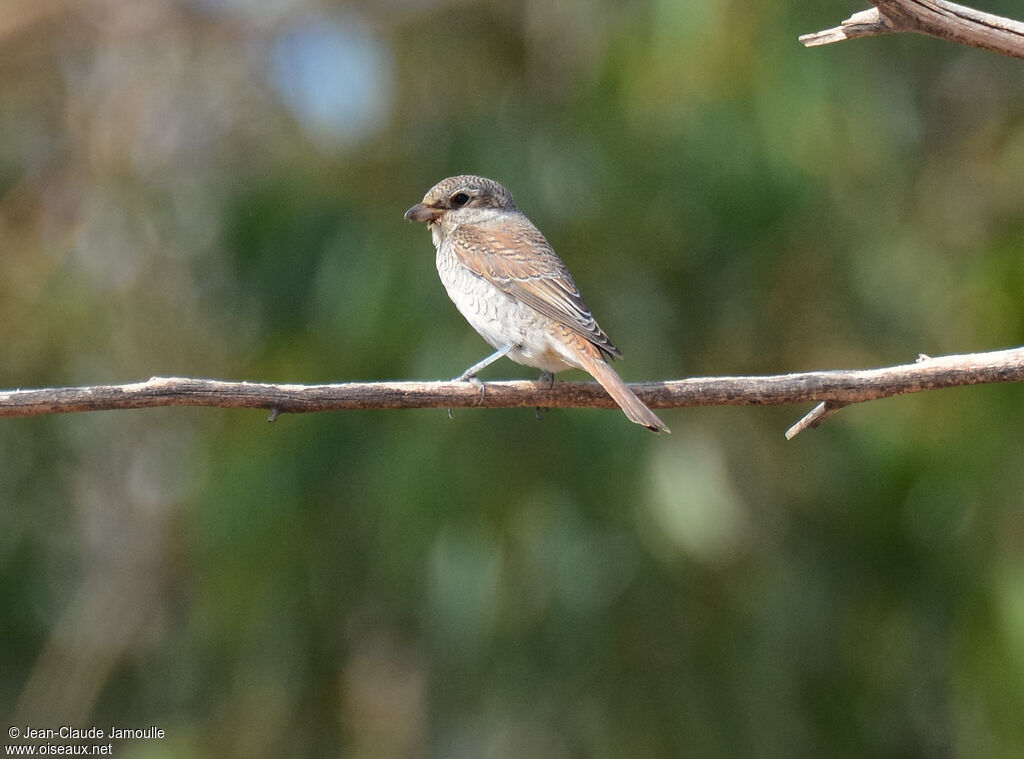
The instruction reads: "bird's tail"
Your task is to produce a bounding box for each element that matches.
[576,347,670,433]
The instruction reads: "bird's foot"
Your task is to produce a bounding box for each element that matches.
[453,372,487,405]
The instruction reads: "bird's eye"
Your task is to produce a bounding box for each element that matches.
[450,192,470,207]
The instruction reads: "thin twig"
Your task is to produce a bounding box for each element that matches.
[800,0,1024,59]
[2,347,1024,437]
[785,400,852,440]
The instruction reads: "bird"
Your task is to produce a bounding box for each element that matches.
[404,174,669,433]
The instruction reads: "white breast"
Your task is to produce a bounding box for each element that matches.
[434,240,578,374]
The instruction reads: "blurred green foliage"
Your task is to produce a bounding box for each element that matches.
[2,0,1024,756]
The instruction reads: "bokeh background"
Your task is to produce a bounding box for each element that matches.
[3,0,1024,756]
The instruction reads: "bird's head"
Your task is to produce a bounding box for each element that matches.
[404,175,518,230]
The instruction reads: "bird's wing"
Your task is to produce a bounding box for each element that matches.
[452,216,622,360]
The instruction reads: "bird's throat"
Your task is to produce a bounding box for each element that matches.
[430,222,444,248]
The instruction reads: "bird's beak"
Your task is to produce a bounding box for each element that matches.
[404,203,443,224]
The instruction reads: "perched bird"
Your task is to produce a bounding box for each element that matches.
[404,174,669,433]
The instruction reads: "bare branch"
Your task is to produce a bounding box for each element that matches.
[2,347,1024,438]
[800,1,1024,59]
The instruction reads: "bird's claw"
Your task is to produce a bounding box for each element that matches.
[454,373,487,405]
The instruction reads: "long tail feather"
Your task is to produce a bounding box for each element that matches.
[576,350,670,433]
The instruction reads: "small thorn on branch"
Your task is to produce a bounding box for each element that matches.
[799,8,895,48]
[786,400,852,440]
[267,407,280,423]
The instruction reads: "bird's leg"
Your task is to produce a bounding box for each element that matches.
[456,344,512,381]
[452,344,512,406]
